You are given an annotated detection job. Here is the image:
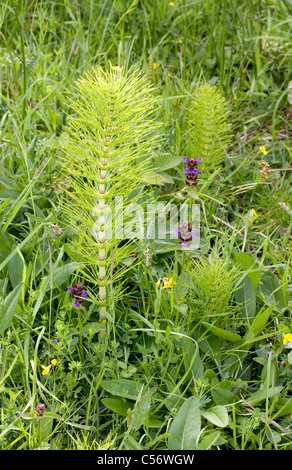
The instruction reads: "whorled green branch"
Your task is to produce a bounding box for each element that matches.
[58,65,161,321]
[187,83,232,175]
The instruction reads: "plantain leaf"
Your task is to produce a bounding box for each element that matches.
[235,252,261,290]
[202,322,241,342]
[168,396,201,450]
[101,379,144,400]
[234,276,256,322]
[200,405,229,428]
[259,271,286,312]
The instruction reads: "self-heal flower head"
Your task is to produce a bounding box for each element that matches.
[35,403,46,417]
[259,160,271,181]
[183,157,204,187]
[67,283,87,307]
[175,221,198,249]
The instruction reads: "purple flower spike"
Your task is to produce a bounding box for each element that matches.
[182,157,204,187]
[35,403,46,417]
[175,221,198,249]
[68,283,87,307]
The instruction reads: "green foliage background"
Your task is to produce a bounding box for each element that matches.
[0,0,291,451]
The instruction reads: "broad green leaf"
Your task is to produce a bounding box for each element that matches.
[0,229,12,263]
[200,405,229,428]
[0,189,21,200]
[0,283,23,334]
[156,154,182,171]
[182,336,204,381]
[0,354,18,388]
[101,379,144,400]
[52,262,81,287]
[247,386,283,406]
[274,398,292,418]
[124,434,144,450]
[234,277,256,322]
[168,396,201,450]
[21,412,36,420]
[199,335,221,370]
[83,322,104,336]
[202,322,241,342]
[43,412,63,420]
[8,248,25,289]
[196,430,222,450]
[130,391,151,430]
[235,252,261,290]
[165,393,184,411]
[259,271,286,312]
[246,302,277,340]
[266,427,281,445]
[211,387,238,406]
[102,397,163,427]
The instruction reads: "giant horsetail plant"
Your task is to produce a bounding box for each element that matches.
[185,83,232,185]
[58,65,160,323]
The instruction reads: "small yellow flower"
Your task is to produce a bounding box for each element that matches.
[153,62,160,69]
[233,95,237,100]
[112,65,121,71]
[155,279,161,288]
[251,208,258,216]
[283,333,292,345]
[41,364,52,376]
[41,359,57,375]
[259,145,268,155]
[156,277,176,289]
[161,277,176,290]
[169,1,175,5]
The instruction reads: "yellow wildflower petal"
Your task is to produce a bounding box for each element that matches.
[169,1,175,5]
[259,146,267,155]
[162,283,171,290]
[153,62,160,69]
[251,209,258,216]
[41,365,51,376]
[161,277,176,289]
[283,333,292,345]
[51,359,57,366]
[155,279,161,288]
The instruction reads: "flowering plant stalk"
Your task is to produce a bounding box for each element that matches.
[58,66,160,323]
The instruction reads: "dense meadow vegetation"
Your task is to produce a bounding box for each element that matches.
[0,0,292,451]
